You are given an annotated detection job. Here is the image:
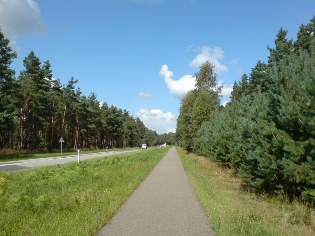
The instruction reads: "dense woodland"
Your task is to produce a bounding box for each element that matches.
[177,17,315,202]
[0,29,175,151]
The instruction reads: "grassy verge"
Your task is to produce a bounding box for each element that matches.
[177,147,315,236]
[0,147,136,162]
[0,147,170,235]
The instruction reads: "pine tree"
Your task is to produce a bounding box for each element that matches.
[190,17,315,201]
[248,61,270,94]
[136,117,146,145]
[0,28,17,149]
[230,73,249,101]
[268,28,294,64]
[17,52,53,148]
[295,16,315,53]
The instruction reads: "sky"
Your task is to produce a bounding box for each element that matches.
[0,0,314,134]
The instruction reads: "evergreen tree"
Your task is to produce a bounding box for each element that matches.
[17,52,54,148]
[61,78,83,149]
[17,73,37,148]
[0,28,17,149]
[81,93,101,148]
[46,78,63,150]
[295,16,315,53]
[158,132,176,145]
[268,28,294,64]
[143,129,159,146]
[0,36,161,151]
[99,102,109,149]
[230,73,249,101]
[190,17,315,202]
[106,105,123,147]
[136,117,146,145]
[176,90,198,151]
[191,90,219,137]
[248,61,270,94]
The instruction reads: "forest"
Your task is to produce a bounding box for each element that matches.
[0,29,175,151]
[177,17,315,202]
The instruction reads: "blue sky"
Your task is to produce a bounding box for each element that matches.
[0,0,314,134]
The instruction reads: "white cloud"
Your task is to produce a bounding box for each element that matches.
[168,127,176,133]
[160,64,232,100]
[217,81,233,99]
[159,65,196,98]
[222,101,229,107]
[0,0,46,39]
[137,108,176,134]
[231,58,240,65]
[139,92,154,99]
[190,46,228,73]
[220,86,233,99]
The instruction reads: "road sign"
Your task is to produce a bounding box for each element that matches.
[59,137,64,154]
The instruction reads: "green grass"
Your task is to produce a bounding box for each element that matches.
[0,147,170,235]
[0,147,136,162]
[177,147,315,236]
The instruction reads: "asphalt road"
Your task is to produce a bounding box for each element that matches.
[98,147,214,236]
[0,149,138,172]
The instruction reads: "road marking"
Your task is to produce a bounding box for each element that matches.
[0,162,23,167]
[0,150,138,171]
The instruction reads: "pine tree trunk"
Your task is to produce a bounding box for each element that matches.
[18,108,23,149]
[61,104,67,130]
[74,110,79,149]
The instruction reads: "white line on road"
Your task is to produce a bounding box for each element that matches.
[0,149,139,170]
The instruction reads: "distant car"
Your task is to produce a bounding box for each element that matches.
[141,144,147,150]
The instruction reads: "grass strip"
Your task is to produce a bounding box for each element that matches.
[177,147,315,236]
[0,147,170,235]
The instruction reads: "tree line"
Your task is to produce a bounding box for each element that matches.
[177,17,315,202]
[0,29,175,151]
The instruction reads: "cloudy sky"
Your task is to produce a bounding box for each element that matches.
[0,0,314,134]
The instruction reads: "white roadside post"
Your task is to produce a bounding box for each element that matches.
[59,137,64,154]
[77,149,80,163]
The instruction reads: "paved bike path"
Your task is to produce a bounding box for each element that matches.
[98,147,214,236]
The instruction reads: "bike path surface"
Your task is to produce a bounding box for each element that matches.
[0,149,137,172]
[98,147,214,236]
